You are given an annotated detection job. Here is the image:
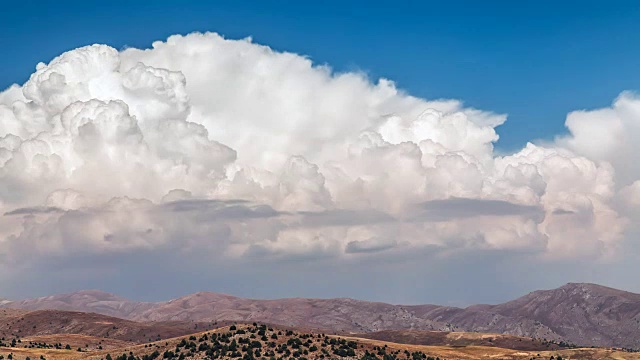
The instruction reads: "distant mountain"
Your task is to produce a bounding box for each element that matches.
[3,283,640,348]
[2,289,156,319]
[473,283,640,348]
[0,307,222,344]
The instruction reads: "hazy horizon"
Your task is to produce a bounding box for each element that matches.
[0,281,630,308]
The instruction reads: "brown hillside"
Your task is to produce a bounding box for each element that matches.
[0,309,221,343]
[4,283,640,348]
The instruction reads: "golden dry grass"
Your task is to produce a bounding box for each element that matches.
[338,333,640,360]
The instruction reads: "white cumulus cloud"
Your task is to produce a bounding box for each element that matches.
[0,32,635,284]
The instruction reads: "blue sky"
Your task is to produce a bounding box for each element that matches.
[2,0,640,152]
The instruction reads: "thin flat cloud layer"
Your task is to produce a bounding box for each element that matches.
[0,32,637,283]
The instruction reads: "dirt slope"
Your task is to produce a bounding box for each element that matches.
[0,309,221,343]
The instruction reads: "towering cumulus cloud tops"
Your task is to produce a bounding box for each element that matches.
[0,33,638,275]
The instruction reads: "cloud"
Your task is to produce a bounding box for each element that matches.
[4,206,64,216]
[296,209,396,228]
[557,91,640,186]
[0,32,636,299]
[345,237,398,254]
[416,198,543,221]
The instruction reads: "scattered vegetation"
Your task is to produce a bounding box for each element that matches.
[100,324,443,360]
[0,319,635,360]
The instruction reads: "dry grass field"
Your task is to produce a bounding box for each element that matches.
[0,323,636,360]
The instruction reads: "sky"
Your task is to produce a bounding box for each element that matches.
[1,1,640,305]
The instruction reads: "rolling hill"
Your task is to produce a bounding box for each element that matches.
[0,317,634,360]
[3,283,640,348]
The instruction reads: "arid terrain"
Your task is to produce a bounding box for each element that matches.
[0,308,224,344]
[3,283,640,349]
[0,316,636,360]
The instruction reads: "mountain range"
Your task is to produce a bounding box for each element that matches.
[2,283,640,349]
